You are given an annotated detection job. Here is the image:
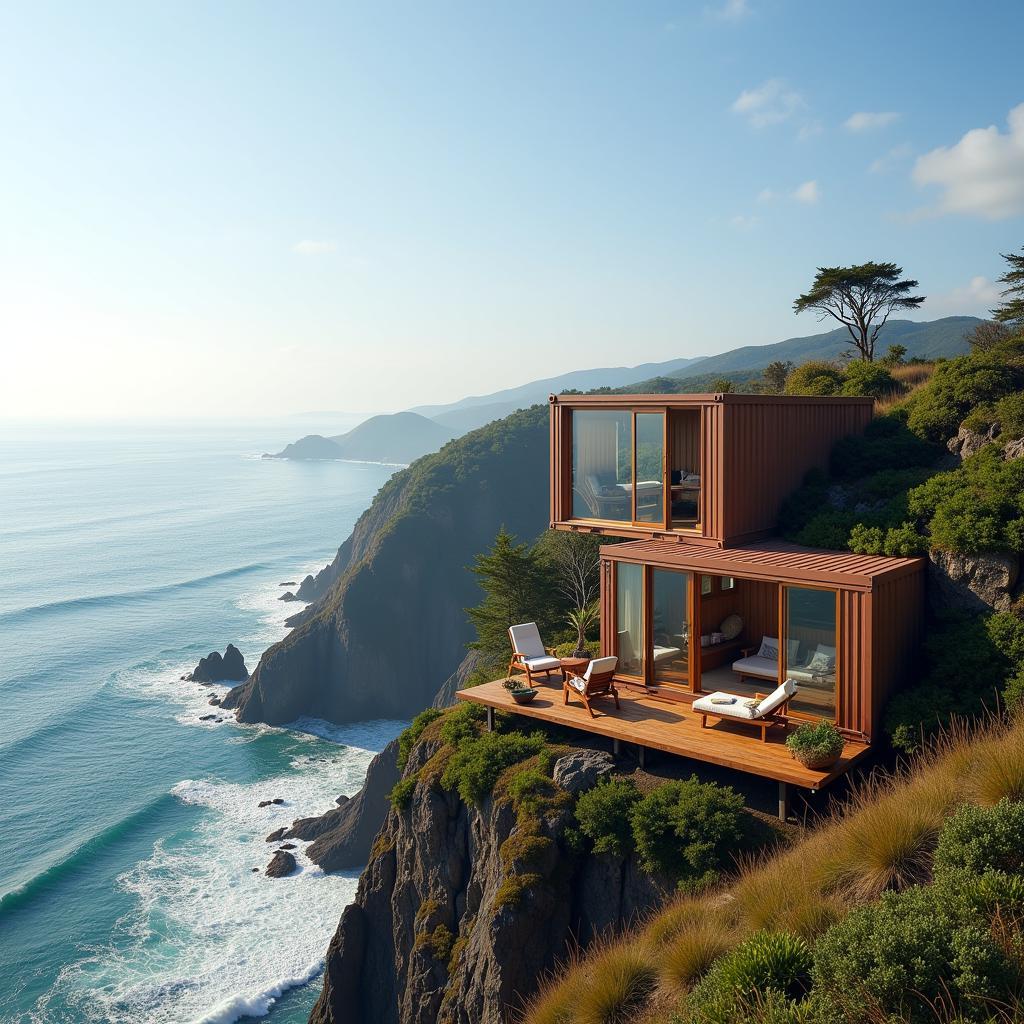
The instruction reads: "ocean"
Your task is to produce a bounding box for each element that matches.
[0,421,403,1024]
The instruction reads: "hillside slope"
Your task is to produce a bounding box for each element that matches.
[224,406,550,724]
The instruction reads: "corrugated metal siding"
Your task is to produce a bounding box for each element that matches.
[870,568,927,737]
[721,400,874,542]
[702,404,723,543]
[838,590,867,737]
[602,538,921,590]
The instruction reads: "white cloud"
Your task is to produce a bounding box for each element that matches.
[291,240,338,255]
[792,180,821,204]
[757,188,777,203]
[844,111,900,133]
[797,119,824,141]
[731,79,805,128]
[924,276,1001,318]
[869,142,913,174]
[708,0,751,21]
[912,103,1024,220]
[730,213,759,230]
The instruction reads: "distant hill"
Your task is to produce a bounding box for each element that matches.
[407,356,708,427]
[680,316,979,379]
[267,412,455,464]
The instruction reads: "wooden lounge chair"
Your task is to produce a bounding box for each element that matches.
[692,679,799,742]
[508,622,563,687]
[564,656,619,717]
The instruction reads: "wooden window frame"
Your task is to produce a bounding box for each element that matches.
[779,583,841,725]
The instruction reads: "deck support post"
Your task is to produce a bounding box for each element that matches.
[486,707,494,733]
[612,738,621,756]
[638,745,646,770]
[778,782,789,822]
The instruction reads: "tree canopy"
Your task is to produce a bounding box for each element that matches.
[992,246,1024,326]
[793,262,925,362]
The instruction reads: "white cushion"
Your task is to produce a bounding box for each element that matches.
[693,692,758,720]
[510,622,546,660]
[653,645,681,663]
[732,655,779,680]
[523,655,560,672]
[757,679,799,716]
[584,656,618,679]
[757,636,780,660]
[569,675,586,692]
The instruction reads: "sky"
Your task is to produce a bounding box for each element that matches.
[1,1,1023,420]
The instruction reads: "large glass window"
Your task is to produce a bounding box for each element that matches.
[615,562,644,677]
[572,410,632,521]
[635,413,665,524]
[783,586,837,720]
[669,408,701,529]
[650,568,691,688]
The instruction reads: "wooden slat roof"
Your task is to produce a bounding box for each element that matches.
[600,538,923,590]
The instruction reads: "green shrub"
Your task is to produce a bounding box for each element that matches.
[793,509,858,551]
[574,778,641,857]
[840,361,896,399]
[987,610,1024,664]
[785,361,844,396]
[685,931,811,1024]
[440,729,545,804]
[995,390,1024,439]
[906,355,1024,442]
[398,707,444,770]
[829,416,938,479]
[629,778,748,888]
[389,775,418,809]
[439,702,488,747]
[810,885,1010,1023]
[1004,666,1024,716]
[785,721,844,763]
[847,523,884,554]
[933,799,1024,882]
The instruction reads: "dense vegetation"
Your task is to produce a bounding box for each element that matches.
[526,715,1024,1024]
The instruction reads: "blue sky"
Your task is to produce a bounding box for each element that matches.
[2,1,1022,418]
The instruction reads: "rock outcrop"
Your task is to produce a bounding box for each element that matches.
[223,407,549,725]
[186,644,248,683]
[265,850,297,878]
[287,739,400,872]
[308,738,666,1024]
[929,549,1021,614]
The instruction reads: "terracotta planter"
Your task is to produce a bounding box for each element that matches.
[791,748,842,770]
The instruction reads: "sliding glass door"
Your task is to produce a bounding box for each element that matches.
[650,568,692,689]
[634,413,665,525]
[782,585,838,720]
[615,562,644,678]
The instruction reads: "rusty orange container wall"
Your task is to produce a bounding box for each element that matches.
[549,393,874,548]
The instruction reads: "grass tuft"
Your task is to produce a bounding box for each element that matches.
[657,919,732,994]
[574,946,657,1024]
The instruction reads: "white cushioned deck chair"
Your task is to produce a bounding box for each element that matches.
[563,656,619,718]
[508,622,563,687]
[692,678,799,742]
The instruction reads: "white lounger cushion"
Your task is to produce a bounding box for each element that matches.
[731,655,779,680]
[653,645,681,663]
[523,655,561,673]
[693,679,798,721]
[693,692,759,719]
[510,622,547,660]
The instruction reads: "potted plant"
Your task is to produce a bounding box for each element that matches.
[786,720,844,770]
[502,678,538,704]
[567,602,599,660]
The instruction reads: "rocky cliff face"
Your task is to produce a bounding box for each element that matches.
[224,407,549,725]
[308,740,666,1024]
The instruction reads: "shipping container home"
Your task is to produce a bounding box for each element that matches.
[460,392,927,818]
[598,538,926,743]
[549,393,874,547]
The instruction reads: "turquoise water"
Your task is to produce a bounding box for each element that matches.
[0,422,403,1024]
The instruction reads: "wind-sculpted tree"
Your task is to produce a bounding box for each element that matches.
[794,262,925,361]
[992,245,1024,326]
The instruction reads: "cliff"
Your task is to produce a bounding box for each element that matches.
[308,732,667,1024]
[224,406,549,725]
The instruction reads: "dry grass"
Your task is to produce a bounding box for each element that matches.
[876,360,937,415]
[520,716,1024,1024]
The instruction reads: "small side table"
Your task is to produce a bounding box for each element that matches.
[559,656,590,681]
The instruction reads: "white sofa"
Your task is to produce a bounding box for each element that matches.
[731,636,799,683]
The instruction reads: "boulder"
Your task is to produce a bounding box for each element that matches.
[929,549,1020,614]
[335,794,350,807]
[266,827,287,842]
[265,851,297,878]
[279,581,297,586]
[947,425,1000,462]
[1004,438,1024,462]
[187,644,248,683]
[552,749,615,794]
[278,591,300,602]
[278,842,296,851]
[208,697,222,706]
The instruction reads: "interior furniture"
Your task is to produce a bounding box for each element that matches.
[692,679,799,742]
[564,656,620,718]
[508,622,563,688]
[732,636,800,685]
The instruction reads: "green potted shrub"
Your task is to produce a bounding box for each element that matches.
[502,677,537,704]
[785,720,844,770]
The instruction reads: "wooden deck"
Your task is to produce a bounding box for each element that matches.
[457,678,870,791]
